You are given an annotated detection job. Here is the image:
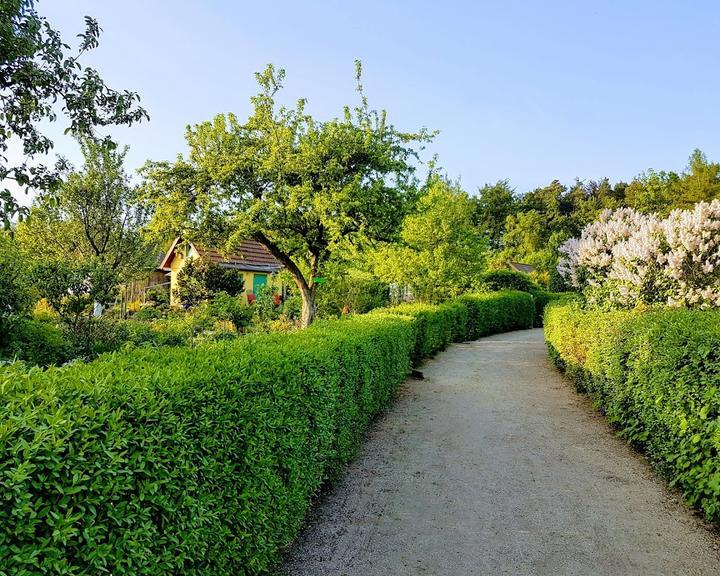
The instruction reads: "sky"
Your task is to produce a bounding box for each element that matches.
[17,0,720,202]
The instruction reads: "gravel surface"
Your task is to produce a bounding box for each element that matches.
[281,328,720,575]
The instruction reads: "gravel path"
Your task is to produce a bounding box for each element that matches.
[281,328,720,575]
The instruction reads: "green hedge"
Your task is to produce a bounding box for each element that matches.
[378,300,467,364]
[458,291,535,339]
[530,290,575,327]
[545,303,720,523]
[0,318,75,367]
[379,291,534,365]
[0,291,535,575]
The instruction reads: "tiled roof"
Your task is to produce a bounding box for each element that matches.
[194,240,283,272]
[508,261,536,274]
[161,238,283,273]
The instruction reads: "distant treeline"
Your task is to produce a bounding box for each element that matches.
[475,149,720,287]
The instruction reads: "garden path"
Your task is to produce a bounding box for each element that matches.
[282,329,720,575]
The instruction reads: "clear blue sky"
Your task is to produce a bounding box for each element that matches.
[32,0,720,195]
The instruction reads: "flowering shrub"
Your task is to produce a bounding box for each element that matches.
[558,200,720,308]
[661,201,720,307]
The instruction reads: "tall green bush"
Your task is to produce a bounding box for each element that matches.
[477,269,541,293]
[545,303,720,524]
[459,291,536,339]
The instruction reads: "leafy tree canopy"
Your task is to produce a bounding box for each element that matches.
[16,139,156,307]
[142,62,431,326]
[372,176,488,302]
[1,0,148,225]
[474,179,516,248]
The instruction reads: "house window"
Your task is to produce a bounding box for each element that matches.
[185,242,191,257]
[253,273,267,294]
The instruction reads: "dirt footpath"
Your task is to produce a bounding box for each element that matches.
[282,329,720,576]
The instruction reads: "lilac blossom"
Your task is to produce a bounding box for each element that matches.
[557,200,720,309]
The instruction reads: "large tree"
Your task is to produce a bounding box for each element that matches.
[372,177,488,302]
[474,179,516,249]
[143,63,430,326]
[1,0,148,225]
[17,139,155,309]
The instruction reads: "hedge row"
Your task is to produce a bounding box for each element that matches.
[530,290,575,327]
[379,291,535,364]
[0,291,534,575]
[545,303,720,523]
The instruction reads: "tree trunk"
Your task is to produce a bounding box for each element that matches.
[251,231,320,329]
[298,280,316,328]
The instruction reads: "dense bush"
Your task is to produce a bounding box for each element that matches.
[476,269,567,327]
[530,290,575,327]
[545,303,720,523]
[0,313,415,575]
[0,291,535,574]
[380,291,534,364]
[459,291,536,338]
[0,318,75,366]
[558,200,720,309]
[478,269,541,293]
[174,257,246,306]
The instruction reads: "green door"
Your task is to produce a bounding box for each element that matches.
[252,273,267,294]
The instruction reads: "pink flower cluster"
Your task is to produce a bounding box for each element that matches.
[558,200,720,308]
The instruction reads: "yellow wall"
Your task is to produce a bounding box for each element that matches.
[168,244,279,306]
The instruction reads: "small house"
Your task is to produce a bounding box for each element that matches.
[160,237,283,305]
[507,261,536,274]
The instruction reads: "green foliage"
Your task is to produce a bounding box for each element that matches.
[209,292,253,332]
[478,269,541,293]
[173,257,245,306]
[0,312,415,575]
[529,290,575,327]
[16,139,156,306]
[124,307,225,348]
[545,304,720,523]
[458,291,536,340]
[29,260,96,324]
[380,291,534,365]
[0,1,147,224]
[0,290,536,574]
[372,177,489,302]
[476,270,569,327]
[474,179,516,248]
[131,304,167,321]
[379,301,467,364]
[624,151,720,215]
[142,62,430,326]
[0,232,34,337]
[315,269,389,317]
[489,150,720,284]
[0,318,74,366]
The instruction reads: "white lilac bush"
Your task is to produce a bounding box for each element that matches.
[661,200,720,307]
[558,199,720,309]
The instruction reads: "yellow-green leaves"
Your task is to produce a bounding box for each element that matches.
[545,304,720,523]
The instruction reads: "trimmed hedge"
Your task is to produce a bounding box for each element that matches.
[458,291,535,340]
[530,290,575,327]
[379,291,534,364]
[477,269,541,293]
[0,291,535,575]
[545,303,720,523]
